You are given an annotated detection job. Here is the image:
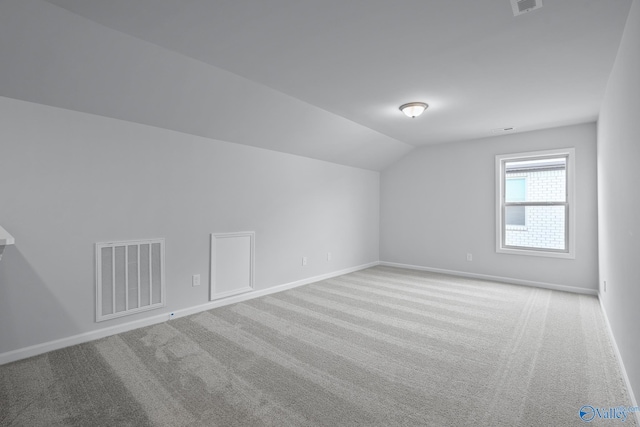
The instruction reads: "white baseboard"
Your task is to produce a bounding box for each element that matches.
[598,295,640,425]
[379,261,598,296]
[166,261,379,320]
[0,261,379,365]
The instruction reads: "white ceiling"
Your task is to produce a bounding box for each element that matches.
[0,0,632,170]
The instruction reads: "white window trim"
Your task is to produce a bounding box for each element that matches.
[495,148,576,259]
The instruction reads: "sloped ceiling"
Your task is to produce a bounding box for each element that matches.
[0,0,633,170]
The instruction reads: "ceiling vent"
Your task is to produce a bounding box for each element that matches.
[491,127,516,135]
[511,0,543,16]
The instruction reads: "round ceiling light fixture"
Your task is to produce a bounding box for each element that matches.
[399,102,428,118]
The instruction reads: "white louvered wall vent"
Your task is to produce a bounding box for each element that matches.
[511,0,543,16]
[96,238,165,322]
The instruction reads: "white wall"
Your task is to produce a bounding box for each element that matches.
[598,0,640,404]
[0,96,380,355]
[380,123,598,291]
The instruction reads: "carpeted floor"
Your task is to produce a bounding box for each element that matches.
[1,266,636,426]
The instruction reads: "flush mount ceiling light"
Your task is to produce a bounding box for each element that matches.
[399,102,428,118]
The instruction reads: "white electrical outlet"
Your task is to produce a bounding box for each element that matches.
[327,252,332,261]
[302,256,308,266]
[466,253,473,261]
[192,274,201,287]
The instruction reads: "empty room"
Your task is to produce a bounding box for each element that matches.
[1,0,639,425]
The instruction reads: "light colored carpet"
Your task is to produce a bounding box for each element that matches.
[1,266,636,426]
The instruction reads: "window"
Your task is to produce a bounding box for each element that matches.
[505,177,526,226]
[496,148,575,258]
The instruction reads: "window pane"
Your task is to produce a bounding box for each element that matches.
[505,206,525,226]
[505,157,566,202]
[506,178,525,202]
[505,205,566,251]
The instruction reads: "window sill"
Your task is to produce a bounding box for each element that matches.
[497,246,575,259]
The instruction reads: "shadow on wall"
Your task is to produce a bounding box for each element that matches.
[0,248,79,355]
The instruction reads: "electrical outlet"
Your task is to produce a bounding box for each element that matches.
[302,256,308,266]
[466,253,473,261]
[169,312,175,320]
[327,252,332,261]
[192,274,201,287]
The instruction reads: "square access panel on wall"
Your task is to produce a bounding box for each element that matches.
[210,231,255,300]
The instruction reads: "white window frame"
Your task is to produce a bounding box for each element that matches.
[495,148,575,259]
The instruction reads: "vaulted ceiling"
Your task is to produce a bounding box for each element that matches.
[0,0,632,170]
